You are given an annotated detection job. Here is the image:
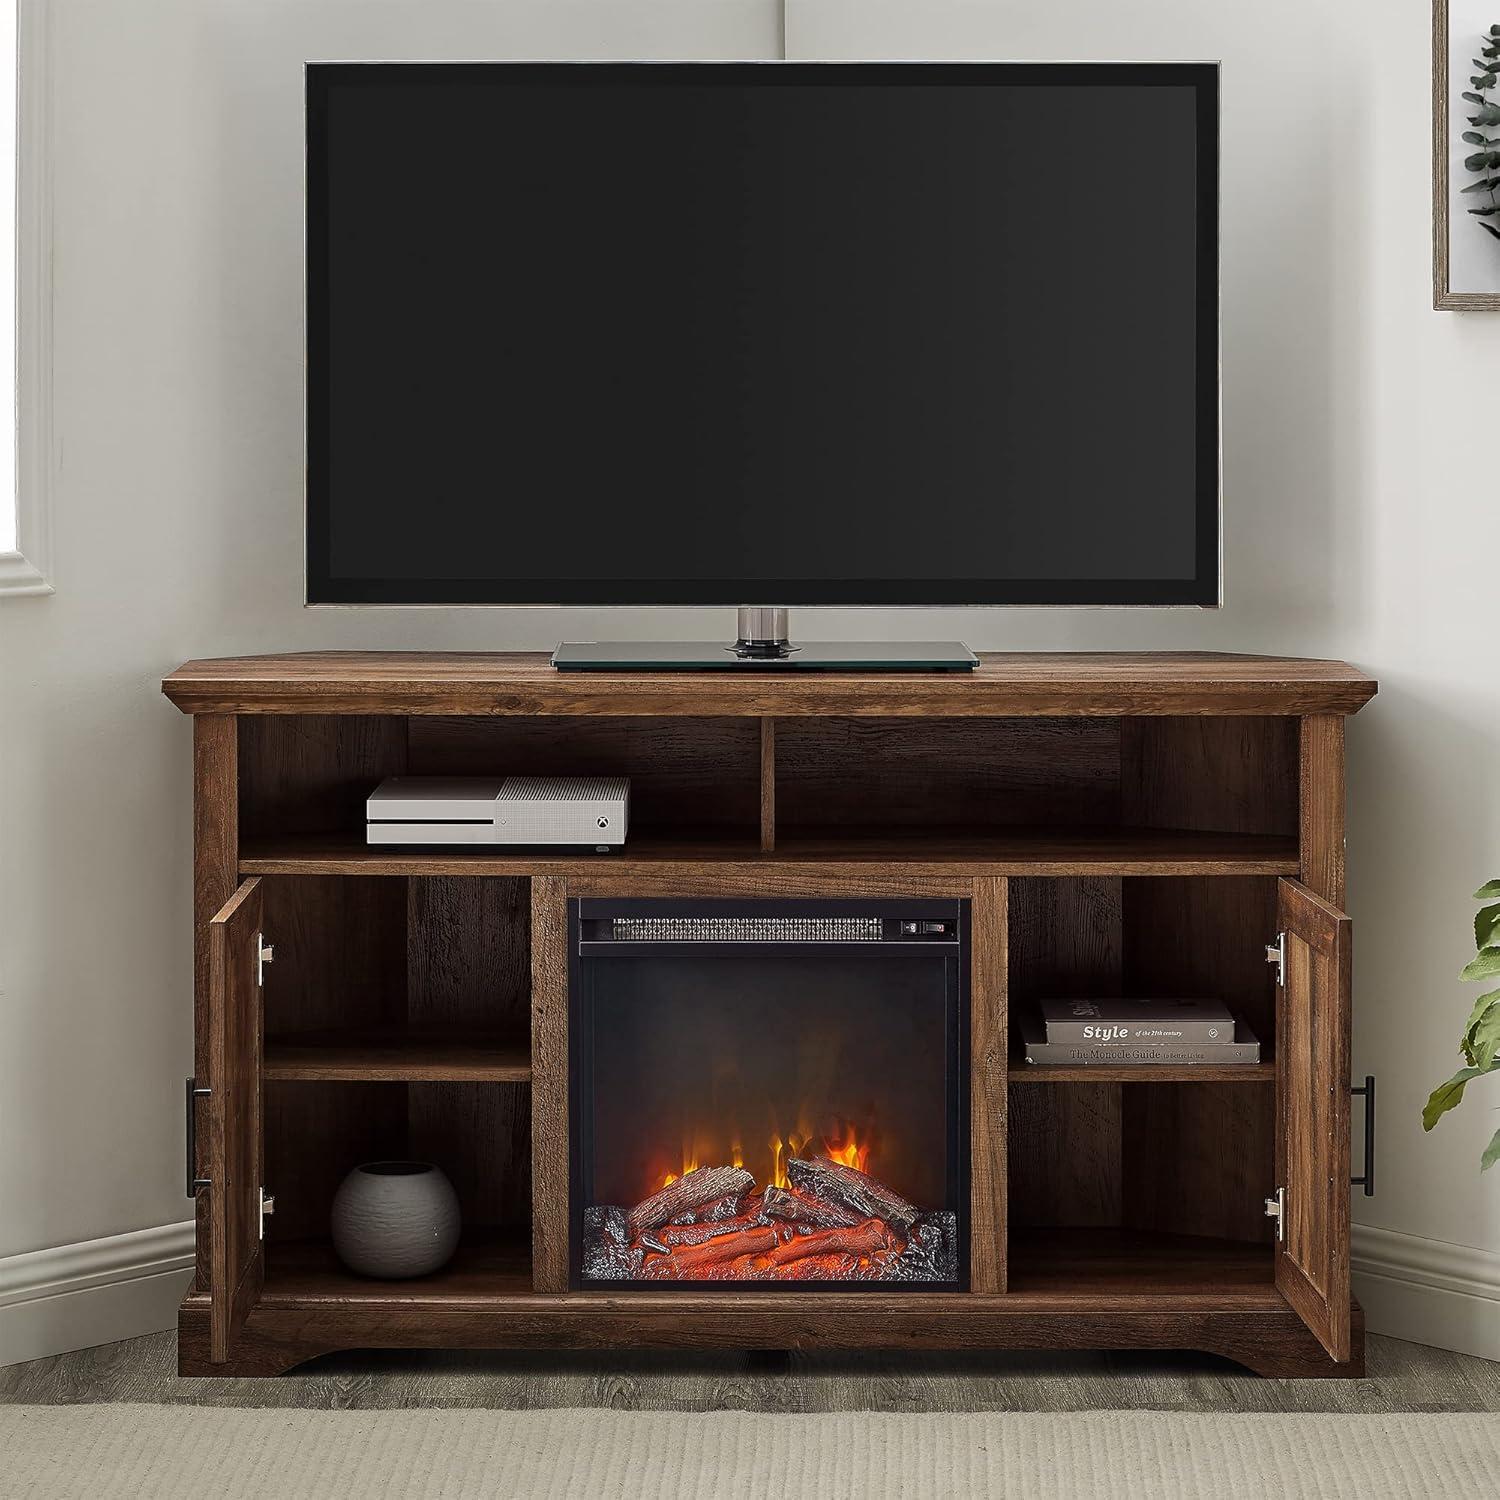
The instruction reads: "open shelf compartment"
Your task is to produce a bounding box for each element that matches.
[1005,874,1279,1081]
[258,872,530,1082]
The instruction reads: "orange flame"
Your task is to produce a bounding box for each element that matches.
[650,1118,875,1198]
[822,1125,871,1175]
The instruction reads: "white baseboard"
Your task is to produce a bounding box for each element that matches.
[0,1221,195,1369]
[1353,1223,1500,1363]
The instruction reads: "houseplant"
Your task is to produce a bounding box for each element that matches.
[1423,878,1500,1168]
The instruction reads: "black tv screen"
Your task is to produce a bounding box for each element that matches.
[306,62,1219,607]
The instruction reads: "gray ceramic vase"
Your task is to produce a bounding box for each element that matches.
[330,1161,462,1278]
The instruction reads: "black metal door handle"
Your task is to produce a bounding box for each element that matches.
[1351,1075,1375,1196]
[185,1076,211,1198]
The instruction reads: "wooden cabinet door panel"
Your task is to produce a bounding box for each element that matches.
[1275,877,1352,1362]
[207,877,265,1362]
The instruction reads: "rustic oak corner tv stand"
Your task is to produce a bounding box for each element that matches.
[162,650,1377,1378]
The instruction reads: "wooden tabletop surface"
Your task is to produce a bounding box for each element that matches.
[161,650,1378,717]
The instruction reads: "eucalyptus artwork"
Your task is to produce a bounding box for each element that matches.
[1435,5,1500,307]
[1460,25,1500,244]
[1422,878,1500,1167]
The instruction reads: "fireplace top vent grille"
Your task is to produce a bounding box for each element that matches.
[608,916,883,944]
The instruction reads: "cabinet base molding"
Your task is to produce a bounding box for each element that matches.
[178,1292,1363,1381]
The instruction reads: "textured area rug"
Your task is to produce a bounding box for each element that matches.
[5,1405,1500,1498]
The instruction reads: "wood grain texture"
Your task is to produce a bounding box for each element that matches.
[264,1034,531,1083]
[529,878,569,1293]
[263,1079,407,1244]
[239,827,1300,880]
[206,878,264,1363]
[1120,717,1298,836]
[969,877,1007,1293]
[407,716,759,832]
[1121,1084,1276,1244]
[759,718,775,852]
[1007,1228,1271,1295]
[775,718,1120,830]
[1009,1064,1275,1084]
[95,1318,1500,1413]
[192,715,239,1293]
[408,877,533,1230]
[239,715,407,837]
[1121,877,1280,1061]
[258,876,408,1243]
[162,651,1379,718]
[1005,878,1124,1230]
[174,1291,1360,1381]
[556,868,977,899]
[1300,715,1346,906]
[1008,1083,1123,1230]
[1276,878,1353,1363]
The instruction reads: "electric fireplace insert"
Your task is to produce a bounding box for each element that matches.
[569,899,969,1290]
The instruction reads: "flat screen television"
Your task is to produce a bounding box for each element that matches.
[306,61,1220,625]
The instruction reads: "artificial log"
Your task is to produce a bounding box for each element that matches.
[750,1218,898,1271]
[786,1157,920,1234]
[761,1184,859,1230]
[692,1193,745,1224]
[659,1212,767,1249]
[639,1223,781,1278]
[626,1166,755,1239]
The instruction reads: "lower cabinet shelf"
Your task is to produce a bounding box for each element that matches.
[1006,1228,1274,1298]
[259,1228,1273,1308]
[263,1031,532,1084]
[264,1231,534,1300]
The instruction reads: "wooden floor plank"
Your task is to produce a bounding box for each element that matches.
[3,1332,1496,1413]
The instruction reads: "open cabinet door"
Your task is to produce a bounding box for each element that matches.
[207,877,265,1362]
[1274,878,1352,1361]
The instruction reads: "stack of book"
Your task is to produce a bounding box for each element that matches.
[1021,998,1260,1067]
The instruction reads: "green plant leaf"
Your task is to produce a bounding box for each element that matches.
[1462,130,1494,143]
[1466,1000,1500,1068]
[1483,222,1500,239]
[1469,104,1500,125]
[1461,947,1500,982]
[1461,176,1500,191]
[1469,206,1500,215]
[1478,905,1500,950]
[1464,150,1500,171]
[1465,90,1486,103]
[1472,75,1498,89]
[1484,1127,1500,1172]
[1475,880,1500,900]
[1425,1067,1485,1130]
[1461,989,1500,1058]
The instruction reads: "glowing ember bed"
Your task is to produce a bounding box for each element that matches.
[569,900,969,1290]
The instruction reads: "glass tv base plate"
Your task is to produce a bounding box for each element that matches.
[552,642,978,672]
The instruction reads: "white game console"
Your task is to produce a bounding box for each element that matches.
[366,776,630,848]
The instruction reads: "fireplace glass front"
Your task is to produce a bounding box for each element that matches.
[570,899,969,1290]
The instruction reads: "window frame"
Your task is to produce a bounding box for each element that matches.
[0,1,51,598]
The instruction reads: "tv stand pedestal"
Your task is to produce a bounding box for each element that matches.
[551,605,978,671]
[162,650,1376,1377]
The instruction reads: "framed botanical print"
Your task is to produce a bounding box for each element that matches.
[1435,2,1500,307]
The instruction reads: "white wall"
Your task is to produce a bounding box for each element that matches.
[2,0,1498,1360]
